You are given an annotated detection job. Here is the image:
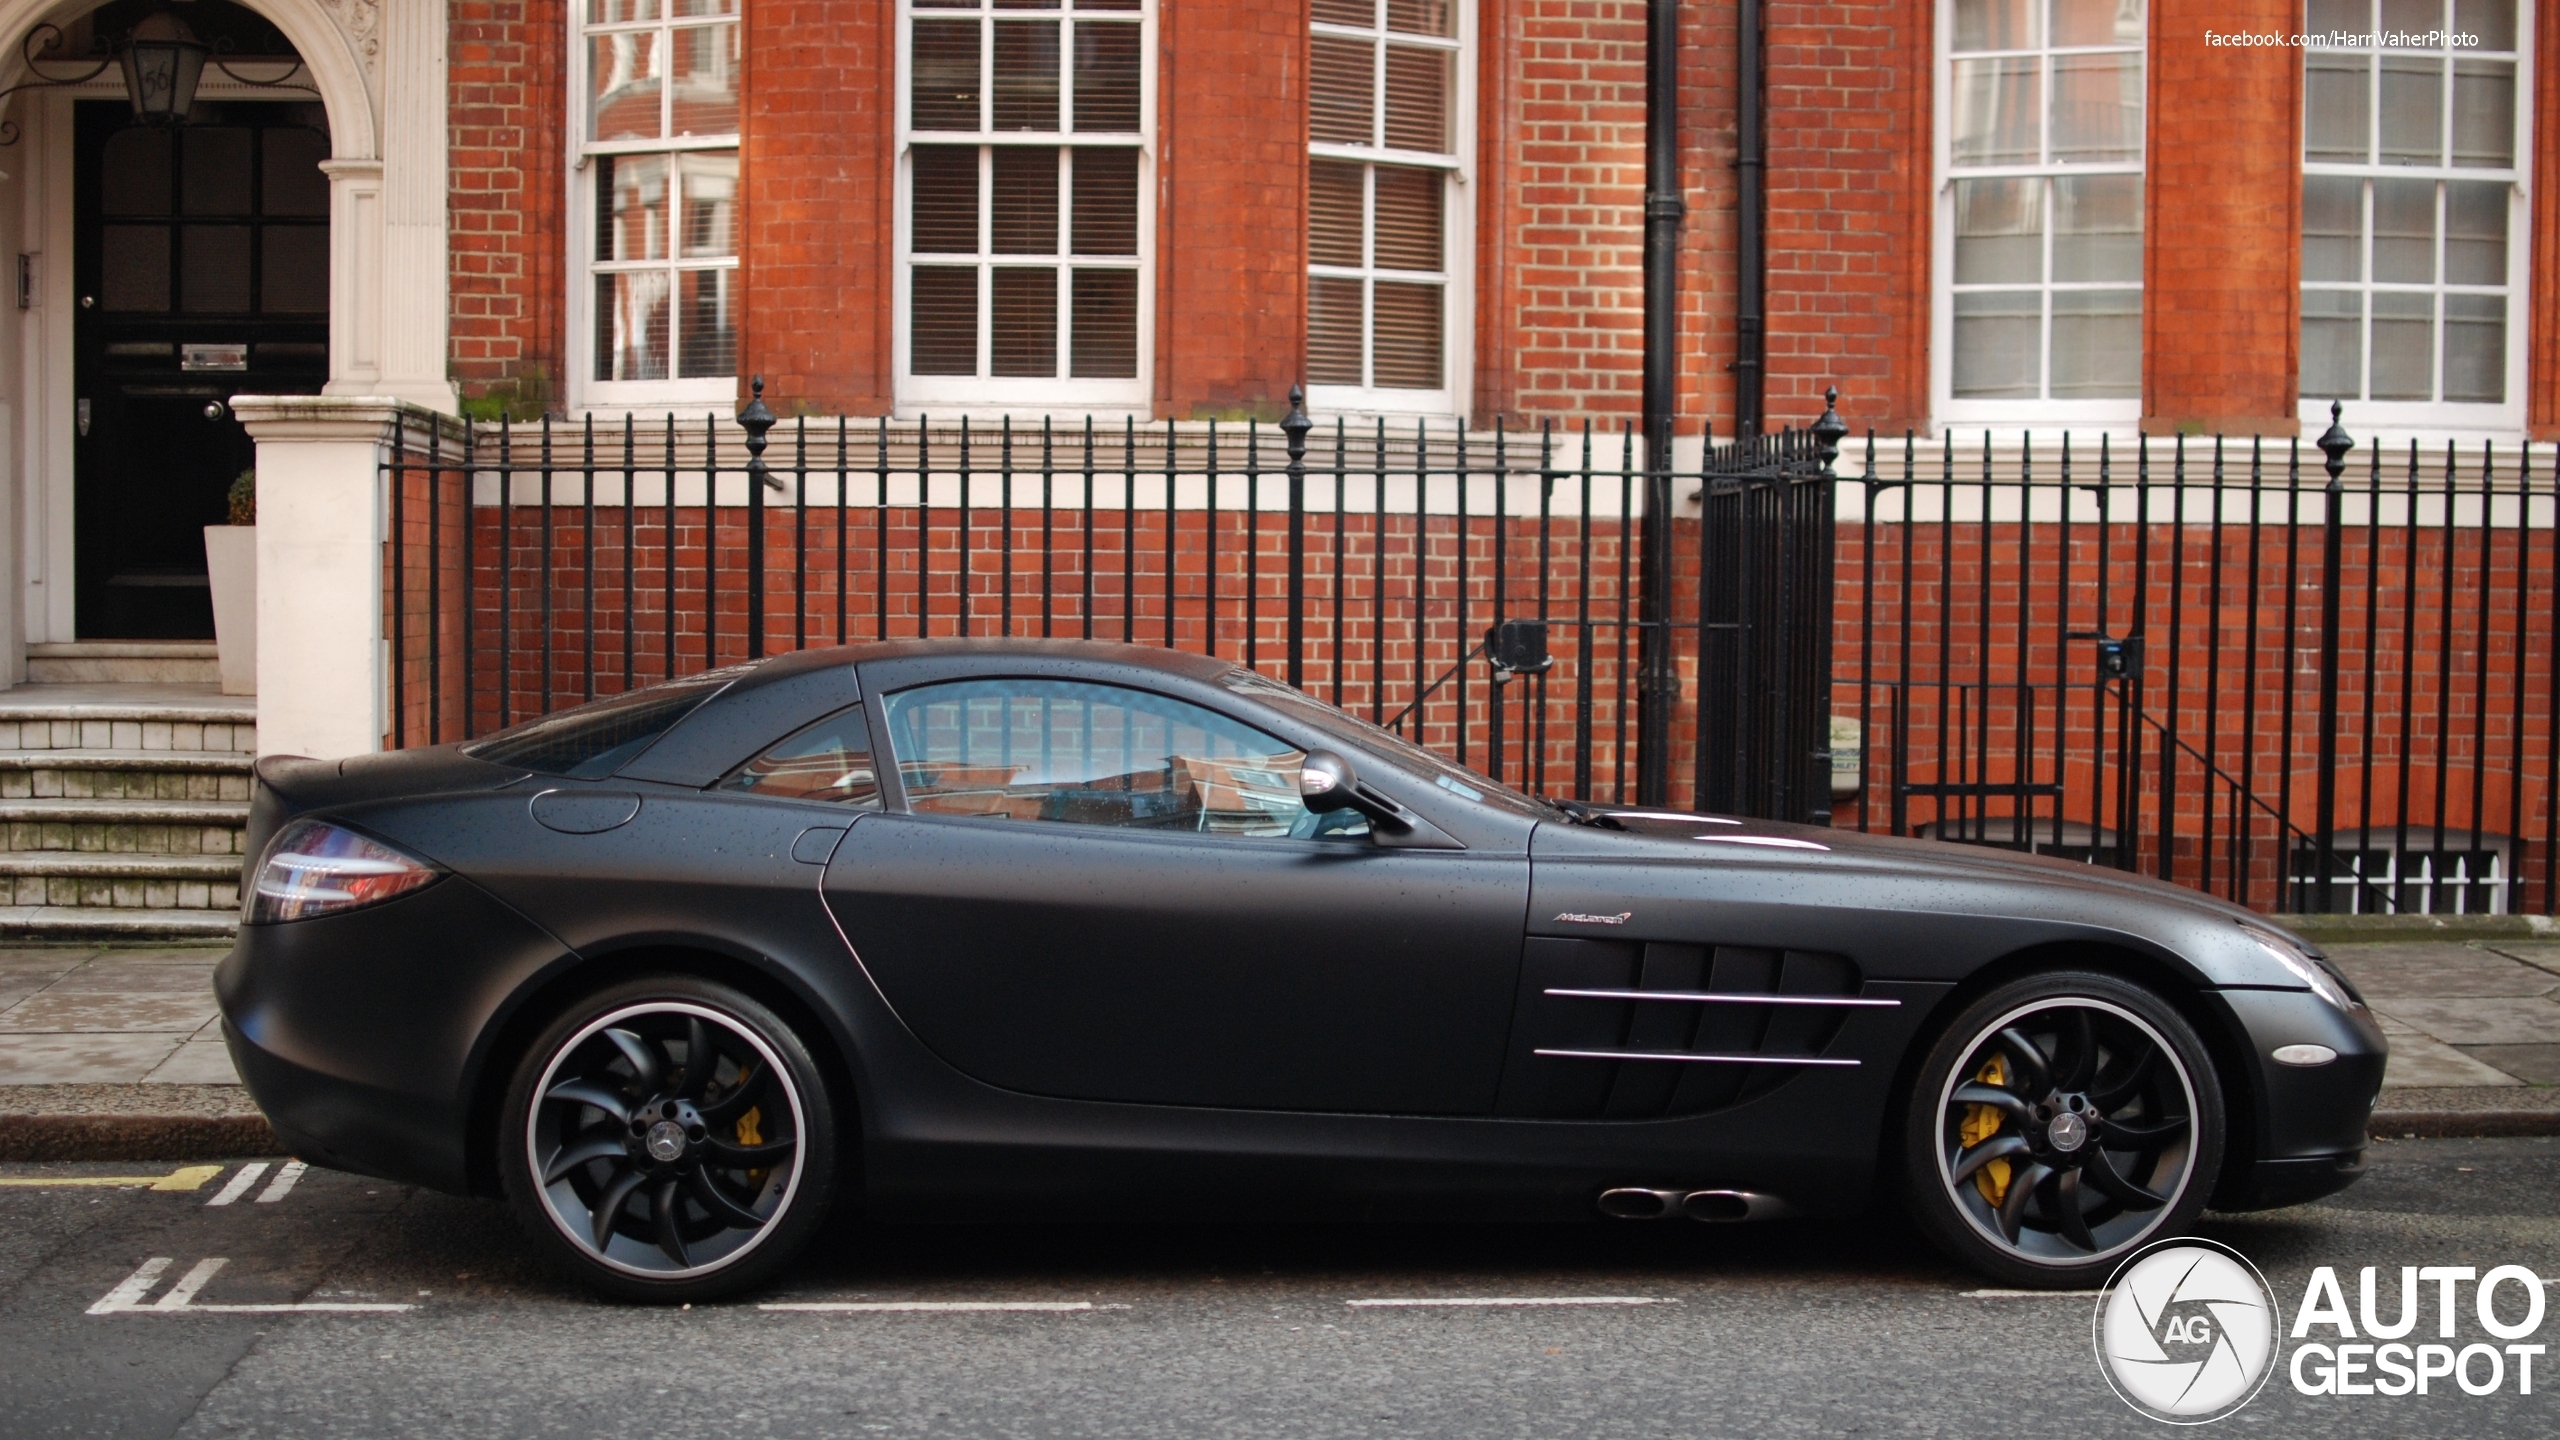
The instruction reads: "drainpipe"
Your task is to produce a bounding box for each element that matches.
[1734,0,1765,440]
[1636,0,1684,806]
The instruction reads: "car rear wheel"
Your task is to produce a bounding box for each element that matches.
[1901,971,2223,1289]
[500,977,836,1303]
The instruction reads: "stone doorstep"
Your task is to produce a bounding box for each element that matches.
[0,750,254,773]
[0,908,237,940]
[0,854,242,881]
[0,800,247,824]
[0,723,257,755]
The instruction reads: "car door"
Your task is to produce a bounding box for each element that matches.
[821,674,1528,1115]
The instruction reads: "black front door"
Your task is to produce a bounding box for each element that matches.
[74,100,329,638]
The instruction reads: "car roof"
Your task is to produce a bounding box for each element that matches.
[742,637,1240,687]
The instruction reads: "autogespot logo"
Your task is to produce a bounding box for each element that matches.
[2093,1239,2282,1424]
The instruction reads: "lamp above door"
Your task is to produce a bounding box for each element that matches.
[0,5,313,143]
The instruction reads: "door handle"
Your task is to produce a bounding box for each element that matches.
[203,401,226,421]
[76,398,88,436]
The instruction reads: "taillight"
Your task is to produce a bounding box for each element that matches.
[248,819,440,924]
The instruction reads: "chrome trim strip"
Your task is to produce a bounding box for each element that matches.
[1532,1048,1861,1067]
[1543,988,1900,1008]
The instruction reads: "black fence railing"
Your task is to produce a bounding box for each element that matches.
[1839,407,2558,916]
[383,387,2554,916]
[386,384,1848,818]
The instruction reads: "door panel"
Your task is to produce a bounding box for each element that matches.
[75,101,329,638]
[824,815,1526,1113]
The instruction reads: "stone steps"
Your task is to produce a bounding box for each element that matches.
[0,906,239,940]
[0,684,255,942]
[24,642,221,686]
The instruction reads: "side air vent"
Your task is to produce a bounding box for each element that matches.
[1493,938,1881,1119]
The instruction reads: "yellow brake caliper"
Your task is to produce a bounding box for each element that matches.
[1960,1055,2012,1208]
[732,1068,768,1192]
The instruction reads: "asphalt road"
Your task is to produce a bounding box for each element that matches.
[0,1137,2553,1438]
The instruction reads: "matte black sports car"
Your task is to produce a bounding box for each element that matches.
[218,640,2386,1300]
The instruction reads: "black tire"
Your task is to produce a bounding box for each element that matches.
[1901,970,2223,1289]
[500,975,837,1303]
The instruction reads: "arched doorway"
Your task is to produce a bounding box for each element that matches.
[64,0,326,638]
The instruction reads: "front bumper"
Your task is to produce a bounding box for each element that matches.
[215,872,572,1195]
[2210,986,2389,1211]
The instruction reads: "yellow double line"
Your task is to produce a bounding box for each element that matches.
[0,1164,224,1192]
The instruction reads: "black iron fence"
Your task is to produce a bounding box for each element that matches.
[1838,408,2558,916]
[386,384,1844,818]
[382,387,2557,917]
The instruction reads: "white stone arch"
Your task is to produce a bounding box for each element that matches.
[0,0,376,160]
[0,0,449,662]
[0,0,448,409]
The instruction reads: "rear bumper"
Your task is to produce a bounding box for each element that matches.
[222,1017,469,1189]
[215,872,573,1196]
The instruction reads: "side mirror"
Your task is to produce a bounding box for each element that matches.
[1297,750,1359,813]
[1297,749,1409,832]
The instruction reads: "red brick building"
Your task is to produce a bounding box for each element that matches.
[434,0,2560,443]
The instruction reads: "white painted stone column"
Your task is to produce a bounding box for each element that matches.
[373,0,457,413]
[228,396,454,760]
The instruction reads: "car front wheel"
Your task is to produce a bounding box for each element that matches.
[1902,971,2223,1289]
[500,976,837,1302]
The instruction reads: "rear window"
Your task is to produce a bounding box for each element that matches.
[461,666,752,778]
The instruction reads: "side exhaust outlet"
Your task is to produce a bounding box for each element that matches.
[1597,1187,1672,1220]
[1598,1187,1792,1222]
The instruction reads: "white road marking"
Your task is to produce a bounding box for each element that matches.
[86,1257,415,1315]
[86,1258,172,1315]
[1344,1297,1677,1308]
[759,1301,1097,1313]
[204,1163,269,1207]
[156,1258,228,1309]
[1961,1289,2109,1299]
[255,1161,306,1204]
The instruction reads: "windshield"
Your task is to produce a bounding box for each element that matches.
[1216,667,1559,822]
[461,664,755,778]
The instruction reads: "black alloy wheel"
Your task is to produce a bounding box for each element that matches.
[500,977,837,1302]
[1902,971,2222,1288]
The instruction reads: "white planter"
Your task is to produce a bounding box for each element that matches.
[203,526,257,695]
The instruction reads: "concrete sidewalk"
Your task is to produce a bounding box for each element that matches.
[0,936,2556,1159]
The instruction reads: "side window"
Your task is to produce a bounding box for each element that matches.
[878,678,1366,839]
[717,706,884,808]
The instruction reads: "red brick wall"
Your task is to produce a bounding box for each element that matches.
[1158,0,1307,419]
[1762,0,1929,434]
[1497,0,1647,422]
[450,0,568,418]
[2142,1,2301,433]
[738,0,896,414]
[1490,2,1929,438]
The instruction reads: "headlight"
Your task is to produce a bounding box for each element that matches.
[2239,923,2359,1012]
[248,819,440,924]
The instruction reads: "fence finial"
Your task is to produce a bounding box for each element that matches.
[739,374,783,492]
[1812,385,1847,468]
[1282,384,1312,458]
[2314,400,2354,485]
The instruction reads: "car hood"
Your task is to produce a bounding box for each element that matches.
[1529,809,2310,988]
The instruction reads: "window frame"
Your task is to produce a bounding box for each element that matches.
[1930,0,2149,428]
[2295,0,2534,435]
[565,0,745,411]
[873,676,1347,839]
[893,0,1158,414]
[1304,0,1476,419]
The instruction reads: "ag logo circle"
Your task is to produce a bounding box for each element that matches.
[2092,1239,2281,1424]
